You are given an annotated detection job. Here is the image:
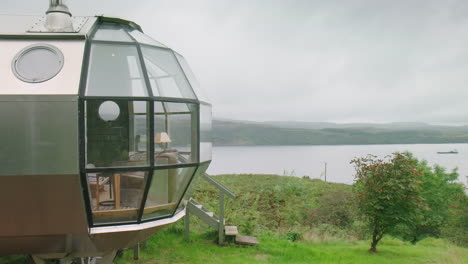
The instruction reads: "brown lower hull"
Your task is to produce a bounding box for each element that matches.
[0,174,171,256]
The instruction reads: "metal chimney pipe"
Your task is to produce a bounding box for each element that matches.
[45,0,74,32]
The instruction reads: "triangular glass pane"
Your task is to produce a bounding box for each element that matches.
[175,52,210,102]
[142,166,196,220]
[86,43,148,97]
[157,78,183,98]
[165,102,190,113]
[175,163,210,214]
[200,104,212,162]
[92,23,133,42]
[145,58,169,77]
[154,101,165,114]
[129,29,167,48]
[141,46,196,99]
[149,79,159,96]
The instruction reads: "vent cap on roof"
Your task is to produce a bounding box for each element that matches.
[45,0,74,32]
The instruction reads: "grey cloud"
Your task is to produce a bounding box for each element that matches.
[2,0,468,125]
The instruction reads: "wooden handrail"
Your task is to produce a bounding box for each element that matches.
[203,173,236,200]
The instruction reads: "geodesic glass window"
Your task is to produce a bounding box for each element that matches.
[175,52,210,102]
[142,46,196,99]
[86,44,148,97]
[128,29,166,48]
[87,170,149,224]
[154,102,197,164]
[200,104,212,162]
[80,20,213,226]
[86,100,149,168]
[143,166,197,220]
[174,162,210,214]
[12,43,64,83]
[92,23,133,42]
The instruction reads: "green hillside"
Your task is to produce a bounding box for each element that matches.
[213,120,468,146]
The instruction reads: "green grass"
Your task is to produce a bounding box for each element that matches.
[0,255,29,264]
[192,174,353,235]
[2,174,467,263]
[114,227,468,264]
[3,231,467,264]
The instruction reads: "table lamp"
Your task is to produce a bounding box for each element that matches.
[155,132,171,150]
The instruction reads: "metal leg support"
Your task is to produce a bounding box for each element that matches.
[133,243,140,260]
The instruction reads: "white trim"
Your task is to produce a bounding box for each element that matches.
[89,209,185,234]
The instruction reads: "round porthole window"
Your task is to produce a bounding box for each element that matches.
[98,101,120,121]
[12,43,64,83]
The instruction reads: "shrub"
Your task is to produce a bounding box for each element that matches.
[307,188,356,228]
[417,237,450,248]
[303,224,350,242]
[286,232,302,242]
[404,161,464,243]
[440,192,468,247]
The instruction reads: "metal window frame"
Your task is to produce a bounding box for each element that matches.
[140,164,199,223]
[11,43,65,83]
[77,21,212,228]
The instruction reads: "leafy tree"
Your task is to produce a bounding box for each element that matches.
[351,152,423,252]
[400,160,465,243]
[441,192,468,246]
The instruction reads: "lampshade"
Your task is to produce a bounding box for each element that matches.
[155,132,171,143]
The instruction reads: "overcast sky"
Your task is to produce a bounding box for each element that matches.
[3,0,468,125]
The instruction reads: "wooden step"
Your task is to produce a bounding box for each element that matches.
[235,235,259,246]
[189,199,203,209]
[224,226,238,236]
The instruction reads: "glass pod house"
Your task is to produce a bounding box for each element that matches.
[0,1,212,262]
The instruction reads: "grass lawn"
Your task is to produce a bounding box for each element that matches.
[115,228,468,264]
[2,230,466,264]
[1,174,466,263]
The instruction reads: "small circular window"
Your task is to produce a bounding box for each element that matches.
[98,101,120,121]
[12,43,64,83]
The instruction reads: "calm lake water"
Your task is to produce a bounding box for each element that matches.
[208,143,468,186]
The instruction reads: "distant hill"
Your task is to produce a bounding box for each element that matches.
[212,119,468,146]
[264,121,437,130]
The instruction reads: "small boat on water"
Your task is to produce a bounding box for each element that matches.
[437,149,458,154]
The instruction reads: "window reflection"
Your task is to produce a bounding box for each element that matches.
[175,163,210,214]
[86,100,149,167]
[200,104,212,162]
[143,166,196,219]
[87,171,148,224]
[154,102,197,165]
[86,44,147,97]
[142,46,196,99]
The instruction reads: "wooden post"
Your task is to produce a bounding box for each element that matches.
[324,162,327,182]
[95,174,100,210]
[185,207,190,242]
[114,173,121,209]
[218,191,225,244]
